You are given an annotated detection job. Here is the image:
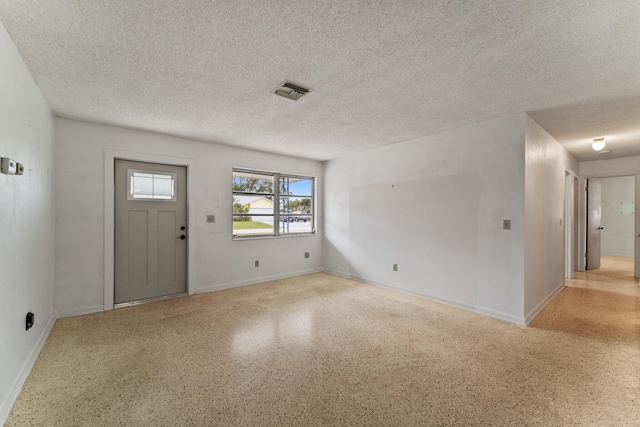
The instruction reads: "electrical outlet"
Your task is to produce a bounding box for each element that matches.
[206,215,215,223]
[503,219,511,230]
[26,312,34,331]
[393,264,398,271]
[255,260,259,267]
[305,252,309,258]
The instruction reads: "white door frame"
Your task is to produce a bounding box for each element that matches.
[104,149,196,311]
[564,170,577,278]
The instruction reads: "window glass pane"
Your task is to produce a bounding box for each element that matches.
[279,197,292,214]
[233,171,274,194]
[280,216,313,234]
[132,174,153,198]
[280,176,312,197]
[130,171,175,200]
[234,196,274,216]
[153,175,174,198]
[279,197,312,216]
[233,215,274,236]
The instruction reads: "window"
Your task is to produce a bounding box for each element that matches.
[232,168,315,238]
[128,170,176,201]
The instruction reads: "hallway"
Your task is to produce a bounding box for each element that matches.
[531,255,639,343]
[568,256,639,296]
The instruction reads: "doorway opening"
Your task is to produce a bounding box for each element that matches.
[564,171,578,279]
[114,159,188,306]
[103,150,196,311]
[582,175,638,280]
[564,170,578,279]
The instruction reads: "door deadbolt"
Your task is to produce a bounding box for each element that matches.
[180,226,186,230]
[177,235,186,240]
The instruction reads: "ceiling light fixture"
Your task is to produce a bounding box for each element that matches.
[592,137,606,152]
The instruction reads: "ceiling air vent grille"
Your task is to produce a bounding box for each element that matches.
[273,81,311,101]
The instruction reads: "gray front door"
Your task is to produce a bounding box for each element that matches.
[114,160,187,304]
[586,178,602,270]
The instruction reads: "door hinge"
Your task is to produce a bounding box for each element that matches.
[585,253,588,258]
[585,186,588,191]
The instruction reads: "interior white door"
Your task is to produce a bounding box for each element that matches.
[586,178,602,270]
[114,160,187,304]
[635,175,640,279]
[564,172,574,278]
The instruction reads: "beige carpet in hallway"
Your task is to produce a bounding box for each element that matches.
[6,258,640,426]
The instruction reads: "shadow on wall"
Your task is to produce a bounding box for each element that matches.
[325,173,480,308]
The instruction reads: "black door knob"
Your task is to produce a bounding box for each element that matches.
[180,226,186,230]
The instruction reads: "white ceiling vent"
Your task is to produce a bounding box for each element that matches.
[273,81,311,101]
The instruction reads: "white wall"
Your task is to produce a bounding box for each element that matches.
[523,115,578,322]
[600,176,635,257]
[0,22,56,424]
[580,156,640,276]
[55,118,323,316]
[323,114,527,323]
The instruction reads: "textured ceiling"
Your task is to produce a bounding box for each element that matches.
[1,1,639,161]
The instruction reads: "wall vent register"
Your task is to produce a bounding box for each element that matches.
[273,81,311,101]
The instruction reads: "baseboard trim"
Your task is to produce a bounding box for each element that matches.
[524,281,565,325]
[323,268,527,326]
[56,305,104,319]
[57,271,326,316]
[0,314,56,426]
[196,268,324,295]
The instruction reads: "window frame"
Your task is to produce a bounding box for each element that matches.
[232,168,316,239]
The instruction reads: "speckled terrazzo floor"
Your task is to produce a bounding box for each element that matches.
[6,257,640,426]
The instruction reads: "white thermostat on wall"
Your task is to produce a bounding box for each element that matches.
[1,157,17,175]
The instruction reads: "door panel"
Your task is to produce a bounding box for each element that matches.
[158,211,177,281]
[586,178,602,270]
[115,160,187,304]
[127,210,149,287]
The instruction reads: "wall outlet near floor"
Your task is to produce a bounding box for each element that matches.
[26,312,34,330]
[206,215,215,223]
[393,263,398,271]
[305,252,309,258]
[503,219,511,230]
[255,260,259,267]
